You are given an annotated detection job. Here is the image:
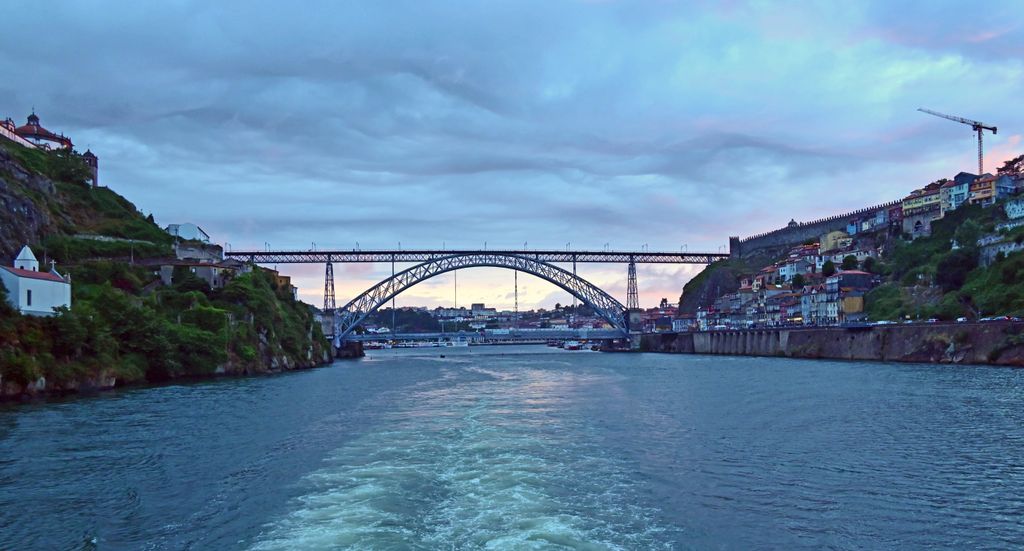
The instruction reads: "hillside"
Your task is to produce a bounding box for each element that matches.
[865,202,1024,320]
[0,139,331,398]
[678,255,769,314]
[680,190,1024,323]
[0,139,173,262]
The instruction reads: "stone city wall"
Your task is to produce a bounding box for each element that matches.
[732,200,900,259]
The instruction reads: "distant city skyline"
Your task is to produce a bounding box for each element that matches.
[2,1,1022,310]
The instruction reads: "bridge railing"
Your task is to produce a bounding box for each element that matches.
[224,249,729,264]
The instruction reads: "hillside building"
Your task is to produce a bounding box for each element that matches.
[165,223,211,243]
[0,246,71,316]
[901,183,943,238]
[969,174,1015,207]
[1,111,100,186]
[82,149,98,187]
[12,112,73,150]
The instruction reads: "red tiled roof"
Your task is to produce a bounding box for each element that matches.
[1,266,68,283]
[14,124,72,146]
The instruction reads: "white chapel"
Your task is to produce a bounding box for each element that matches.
[0,245,71,316]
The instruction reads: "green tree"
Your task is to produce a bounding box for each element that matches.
[48,149,93,185]
[953,219,983,252]
[822,260,836,277]
[790,274,806,288]
[936,249,978,292]
[841,255,859,271]
[862,256,877,273]
[998,154,1024,176]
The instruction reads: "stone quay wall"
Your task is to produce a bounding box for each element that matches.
[640,322,1024,366]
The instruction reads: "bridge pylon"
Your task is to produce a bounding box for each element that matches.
[324,260,335,313]
[626,257,639,311]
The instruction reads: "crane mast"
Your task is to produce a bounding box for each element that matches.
[918,108,997,175]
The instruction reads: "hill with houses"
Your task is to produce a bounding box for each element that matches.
[0,120,331,399]
[680,154,1024,329]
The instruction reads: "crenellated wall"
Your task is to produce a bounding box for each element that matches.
[732,200,901,258]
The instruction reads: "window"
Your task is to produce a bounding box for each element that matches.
[26,289,32,307]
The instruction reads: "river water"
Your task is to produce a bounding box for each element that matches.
[1,347,1023,550]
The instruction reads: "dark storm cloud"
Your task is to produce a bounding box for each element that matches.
[1,1,1022,307]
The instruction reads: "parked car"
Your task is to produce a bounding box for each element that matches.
[956,317,968,323]
[926,318,939,323]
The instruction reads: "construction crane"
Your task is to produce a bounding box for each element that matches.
[918,108,997,175]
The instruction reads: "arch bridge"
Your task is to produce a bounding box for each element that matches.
[330,252,629,344]
[223,247,728,346]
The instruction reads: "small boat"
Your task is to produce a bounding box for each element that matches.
[563,340,582,351]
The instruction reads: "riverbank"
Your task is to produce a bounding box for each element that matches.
[640,321,1024,366]
[0,348,336,402]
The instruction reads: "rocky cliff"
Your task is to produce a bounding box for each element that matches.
[678,256,767,314]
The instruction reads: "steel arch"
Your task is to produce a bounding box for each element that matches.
[333,253,629,344]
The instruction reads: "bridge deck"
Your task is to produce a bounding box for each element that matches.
[342,329,627,342]
[226,249,728,264]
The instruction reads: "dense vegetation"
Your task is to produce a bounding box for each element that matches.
[0,260,329,391]
[865,200,1024,321]
[678,256,765,314]
[0,140,329,394]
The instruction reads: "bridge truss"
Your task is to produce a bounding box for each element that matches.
[331,253,630,344]
[225,249,728,264]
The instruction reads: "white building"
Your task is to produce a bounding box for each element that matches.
[165,223,211,243]
[0,246,71,316]
[1005,198,1024,221]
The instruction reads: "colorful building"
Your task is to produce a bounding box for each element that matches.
[940,179,970,214]
[969,174,1015,206]
[901,183,943,238]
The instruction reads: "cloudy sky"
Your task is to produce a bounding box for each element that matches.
[2,1,1022,310]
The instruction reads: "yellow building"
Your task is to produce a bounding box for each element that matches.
[819,228,843,251]
[970,175,997,205]
[819,230,850,254]
[901,188,941,214]
[841,295,864,315]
